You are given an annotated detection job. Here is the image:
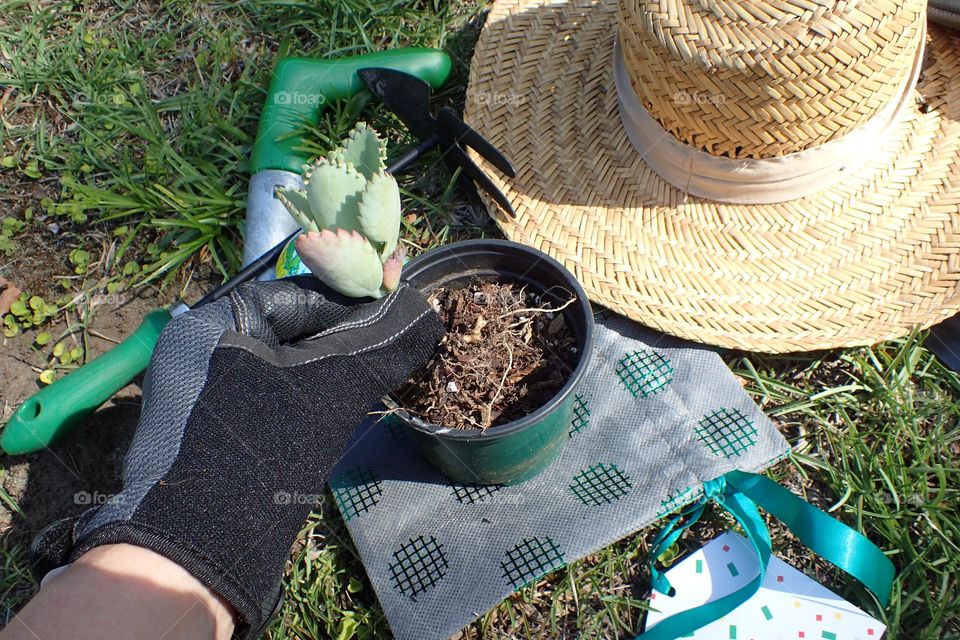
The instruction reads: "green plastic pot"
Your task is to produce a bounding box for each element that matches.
[388,239,594,485]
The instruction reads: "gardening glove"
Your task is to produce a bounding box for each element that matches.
[29,276,444,639]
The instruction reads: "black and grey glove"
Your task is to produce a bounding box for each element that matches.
[31,277,444,639]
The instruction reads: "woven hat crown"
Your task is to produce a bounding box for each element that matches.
[617,0,927,159]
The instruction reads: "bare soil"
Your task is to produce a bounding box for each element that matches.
[0,269,216,544]
[395,280,579,430]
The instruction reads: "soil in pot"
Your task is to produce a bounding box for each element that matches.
[395,280,579,430]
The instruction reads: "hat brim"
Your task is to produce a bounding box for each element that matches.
[464,0,960,352]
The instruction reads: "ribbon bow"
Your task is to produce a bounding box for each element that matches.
[637,471,895,639]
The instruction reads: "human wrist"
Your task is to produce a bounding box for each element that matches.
[67,544,236,638]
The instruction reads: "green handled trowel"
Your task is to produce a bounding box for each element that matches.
[1,49,452,455]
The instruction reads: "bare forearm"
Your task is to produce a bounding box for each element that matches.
[0,544,234,640]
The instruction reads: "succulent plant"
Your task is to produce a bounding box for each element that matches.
[276,122,404,299]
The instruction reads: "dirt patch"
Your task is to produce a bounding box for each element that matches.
[0,170,63,299]
[396,280,578,430]
[0,267,216,544]
[0,291,154,541]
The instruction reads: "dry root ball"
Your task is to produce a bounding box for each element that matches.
[396,280,578,430]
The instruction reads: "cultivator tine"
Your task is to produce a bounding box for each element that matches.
[359,67,516,218]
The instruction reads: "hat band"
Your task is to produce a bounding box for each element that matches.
[613,27,926,205]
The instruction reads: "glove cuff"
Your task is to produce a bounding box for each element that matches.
[30,515,83,581]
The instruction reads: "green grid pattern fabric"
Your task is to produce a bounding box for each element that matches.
[569,463,633,506]
[695,408,758,459]
[568,394,592,438]
[658,486,700,517]
[388,535,449,601]
[450,482,504,504]
[330,465,383,521]
[615,349,675,398]
[500,536,566,589]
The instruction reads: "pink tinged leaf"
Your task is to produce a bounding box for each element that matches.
[380,245,406,292]
[295,229,384,299]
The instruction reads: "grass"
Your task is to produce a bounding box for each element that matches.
[1,1,959,639]
[733,334,960,638]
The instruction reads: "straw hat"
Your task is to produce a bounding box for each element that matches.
[464,0,960,352]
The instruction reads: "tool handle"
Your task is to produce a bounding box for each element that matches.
[250,49,451,174]
[1,309,172,455]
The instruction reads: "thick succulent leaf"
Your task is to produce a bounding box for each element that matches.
[304,159,365,233]
[357,171,401,258]
[324,149,345,165]
[380,245,406,293]
[275,188,318,232]
[295,228,384,299]
[340,122,385,180]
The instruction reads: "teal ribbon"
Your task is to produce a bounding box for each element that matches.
[646,477,727,598]
[636,470,895,640]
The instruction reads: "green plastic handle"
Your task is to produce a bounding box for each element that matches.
[1,309,172,455]
[250,48,452,174]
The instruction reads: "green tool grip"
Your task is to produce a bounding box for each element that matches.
[1,309,172,455]
[250,48,452,175]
